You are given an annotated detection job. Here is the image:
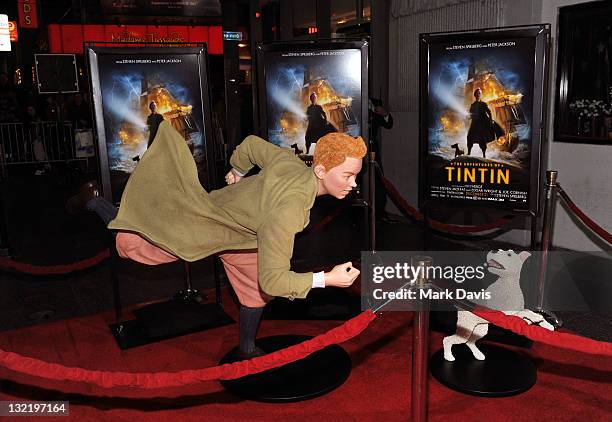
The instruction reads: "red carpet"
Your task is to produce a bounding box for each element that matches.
[1,288,611,421]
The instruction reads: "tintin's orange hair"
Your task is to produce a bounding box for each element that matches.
[313,132,367,170]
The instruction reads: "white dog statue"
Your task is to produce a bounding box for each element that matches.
[442,250,555,361]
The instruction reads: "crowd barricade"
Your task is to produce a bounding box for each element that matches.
[0,121,92,164]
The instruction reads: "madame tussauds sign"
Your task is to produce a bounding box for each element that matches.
[110,32,185,43]
[47,24,223,55]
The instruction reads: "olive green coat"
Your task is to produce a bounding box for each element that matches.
[108,121,318,299]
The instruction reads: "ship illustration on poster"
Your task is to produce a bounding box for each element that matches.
[425,37,536,206]
[91,51,210,203]
[264,48,362,155]
[438,59,528,157]
[114,77,202,171]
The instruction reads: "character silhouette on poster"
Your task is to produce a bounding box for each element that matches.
[263,48,362,155]
[305,92,337,155]
[146,101,165,147]
[467,88,495,157]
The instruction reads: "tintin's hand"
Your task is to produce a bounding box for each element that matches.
[225,169,243,185]
[324,262,360,288]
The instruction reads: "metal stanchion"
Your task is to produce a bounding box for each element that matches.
[108,234,124,337]
[214,256,223,305]
[536,170,561,327]
[0,145,8,257]
[369,151,376,251]
[411,256,432,422]
[174,261,203,303]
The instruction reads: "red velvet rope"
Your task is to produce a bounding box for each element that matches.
[0,249,110,275]
[557,184,612,245]
[376,167,512,233]
[472,309,612,357]
[2,304,611,393]
[0,310,376,389]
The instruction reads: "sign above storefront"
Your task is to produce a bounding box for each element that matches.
[18,0,38,29]
[48,24,223,55]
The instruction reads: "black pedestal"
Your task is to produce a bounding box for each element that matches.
[110,301,234,350]
[219,335,352,402]
[430,343,536,397]
[264,289,362,321]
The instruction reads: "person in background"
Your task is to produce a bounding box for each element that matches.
[23,104,48,173]
[66,93,92,130]
[0,73,20,124]
[369,97,395,223]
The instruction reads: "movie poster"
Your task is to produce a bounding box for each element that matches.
[91,49,210,203]
[421,30,547,211]
[261,46,363,155]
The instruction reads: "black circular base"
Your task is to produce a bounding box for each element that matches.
[430,343,536,397]
[219,335,351,403]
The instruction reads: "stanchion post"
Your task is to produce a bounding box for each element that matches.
[214,256,223,305]
[536,170,557,314]
[0,148,8,256]
[422,206,429,252]
[178,260,201,302]
[108,232,124,334]
[411,256,432,422]
[369,151,376,251]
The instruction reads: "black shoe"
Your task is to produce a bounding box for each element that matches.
[378,215,399,224]
[66,181,100,215]
[237,346,267,360]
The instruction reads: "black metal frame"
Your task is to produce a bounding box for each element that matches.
[418,25,550,216]
[254,39,369,147]
[86,43,217,203]
[254,39,374,249]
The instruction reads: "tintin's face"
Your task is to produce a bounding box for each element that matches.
[318,157,362,199]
